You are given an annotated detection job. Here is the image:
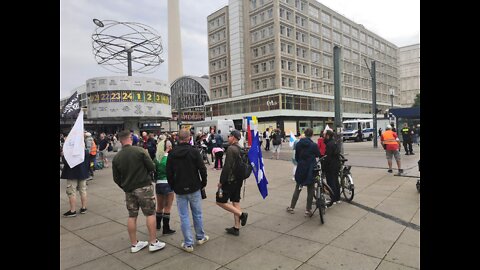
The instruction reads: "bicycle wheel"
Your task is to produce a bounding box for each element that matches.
[322,182,334,207]
[314,182,324,224]
[204,153,211,165]
[341,174,354,201]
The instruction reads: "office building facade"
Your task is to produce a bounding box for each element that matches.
[206,0,400,134]
[398,44,420,107]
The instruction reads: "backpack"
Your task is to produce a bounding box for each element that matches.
[263,131,267,138]
[233,145,253,181]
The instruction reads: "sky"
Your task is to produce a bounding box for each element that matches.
[60,0,419,99]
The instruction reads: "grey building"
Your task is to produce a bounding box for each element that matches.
[206,0,401,134]
[398,44,420,107]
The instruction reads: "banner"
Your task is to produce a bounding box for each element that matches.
[61,91,81,119]
[62,110,85,168]
[247,126,268,199]
[289,131,296,148]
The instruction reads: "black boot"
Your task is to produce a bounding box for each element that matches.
[162,213,176,235]
[156,212,163,230]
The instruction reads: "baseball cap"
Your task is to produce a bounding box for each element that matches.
[229,130,241,140]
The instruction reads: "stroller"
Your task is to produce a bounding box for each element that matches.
[416,160,420,192]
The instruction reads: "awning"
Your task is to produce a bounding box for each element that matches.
[389,107,420,119]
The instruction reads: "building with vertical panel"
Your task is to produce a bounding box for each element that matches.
[206,0,401,134]
[398,44,420,107]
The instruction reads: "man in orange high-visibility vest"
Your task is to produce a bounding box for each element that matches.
[380,125,403,175]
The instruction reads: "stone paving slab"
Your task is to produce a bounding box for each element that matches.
[330,213,406,259]
[68,255,134,270]
[376,260,418,270]
[384,241,420,269]
[306,245,381,270]
[225,248,303,270]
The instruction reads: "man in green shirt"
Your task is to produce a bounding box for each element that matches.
[112,130,166,253]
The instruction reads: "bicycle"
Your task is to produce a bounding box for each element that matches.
[195,144,211,165]
[338,154,355,202]
[311,156,334,224]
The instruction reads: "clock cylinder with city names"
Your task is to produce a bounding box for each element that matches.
[86,76,172,119]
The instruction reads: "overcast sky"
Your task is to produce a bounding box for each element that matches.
[60,0,419,99]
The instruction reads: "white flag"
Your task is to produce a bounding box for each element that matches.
[289,131,296,148]
[62,110,85,168]
[324,124,332,134]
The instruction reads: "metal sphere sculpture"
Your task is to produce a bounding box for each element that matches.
[91,19,164,74]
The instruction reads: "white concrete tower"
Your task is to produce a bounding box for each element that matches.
[168,0,184,84]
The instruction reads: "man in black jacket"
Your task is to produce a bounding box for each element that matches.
[215,130,249,236]
[324,130,341,204]
[166,129,209,252]
[112,130,166,253]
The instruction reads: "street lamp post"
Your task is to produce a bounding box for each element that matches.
[389,88,395,109]
[333,45,343,154]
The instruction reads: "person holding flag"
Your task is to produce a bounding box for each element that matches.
[216,130,249,236]
[61,111,90,217]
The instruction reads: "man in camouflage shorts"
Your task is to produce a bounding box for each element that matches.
[112,130,166,253]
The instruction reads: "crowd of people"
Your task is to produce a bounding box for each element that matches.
[61,122,413,254]
[61,127,249,254]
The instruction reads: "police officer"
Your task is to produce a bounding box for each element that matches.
[401,123,414,155]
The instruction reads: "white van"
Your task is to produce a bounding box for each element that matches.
[342,119,374,142]
[192,119,235,142]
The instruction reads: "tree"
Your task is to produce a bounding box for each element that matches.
[412,93,420,107]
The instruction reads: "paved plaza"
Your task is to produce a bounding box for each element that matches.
[60,140,420,270]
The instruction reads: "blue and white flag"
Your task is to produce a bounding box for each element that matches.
[289,131,296,148]
[248,131,268,199]
[62,110,85,168]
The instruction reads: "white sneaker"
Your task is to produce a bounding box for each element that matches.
[149,239,166,252]
[197,235,209,245]
[131,240,148,253]
[181,242,194,252]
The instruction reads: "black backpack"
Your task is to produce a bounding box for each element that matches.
[233,145,253,181]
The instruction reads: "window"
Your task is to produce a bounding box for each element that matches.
[311,21,320,33]
[332,17,341,29]
[323,54,332,67]
[309,5,319,18]
[352,39,359,50]
[322,26,331,39]
[360,32,366,41]
[311,36,320,49]
[321,11,331,24]
[367,35,373,45]
[351,27,358,38]
[352,52,359,61]
[342,36,350,47]
[342,22,350,33]
[333,31,341,43]
[323,40,332,53]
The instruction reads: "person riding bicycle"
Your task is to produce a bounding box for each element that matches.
[286,128,320,216]
[324,130,341,204]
